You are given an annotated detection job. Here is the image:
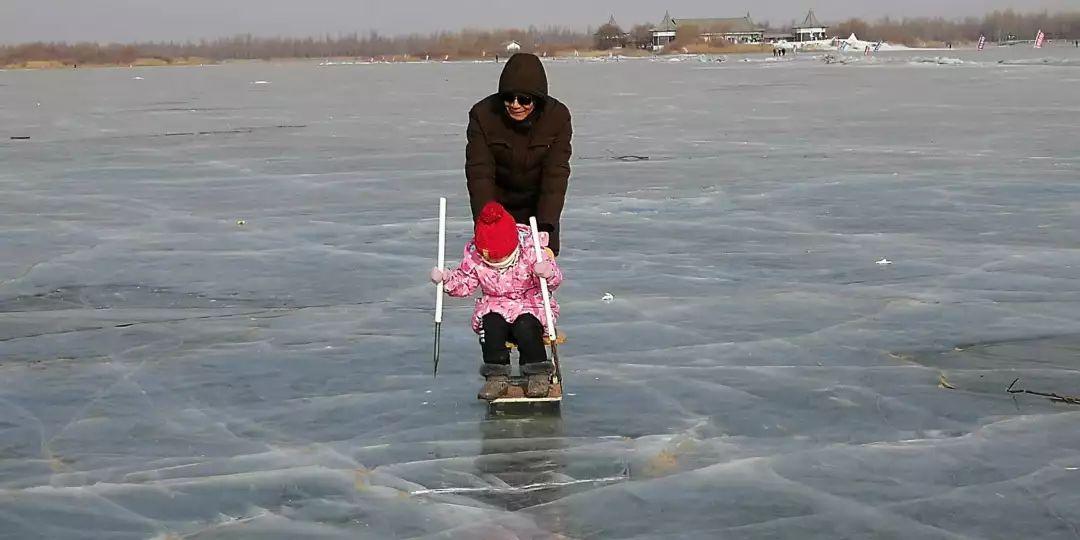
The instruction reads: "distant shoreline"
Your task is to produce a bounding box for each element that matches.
[2,56,215,71]
[0,46,776,71]
[4,8,1076,72]
[9,40,1064,72]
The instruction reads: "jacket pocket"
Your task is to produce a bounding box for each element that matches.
[526,137,555,167]
[488,138,511,164]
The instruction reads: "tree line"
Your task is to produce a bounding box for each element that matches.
[0,27,593,66]
[827,10,1080,47]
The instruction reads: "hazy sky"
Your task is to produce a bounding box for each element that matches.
[1,0,1075,44]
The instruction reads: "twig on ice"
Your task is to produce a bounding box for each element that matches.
[1007,378,1080,405]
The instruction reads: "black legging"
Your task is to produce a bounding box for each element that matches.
[480,313,547,366]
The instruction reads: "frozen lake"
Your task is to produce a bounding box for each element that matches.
[2,45,1080,538]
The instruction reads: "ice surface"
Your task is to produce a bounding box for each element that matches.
[2,45,1080,538]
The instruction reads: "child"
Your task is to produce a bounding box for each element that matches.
[430,202,563,401]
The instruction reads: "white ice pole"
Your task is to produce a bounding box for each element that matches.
[528,217,557,342]
[435,198,446,323]
[432,197,446,377]
[529,217,561,386]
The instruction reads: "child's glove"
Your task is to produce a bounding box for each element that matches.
[533,261,555,279]
[430,267,445,284]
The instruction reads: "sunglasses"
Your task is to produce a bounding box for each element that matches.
[501,93,534,106]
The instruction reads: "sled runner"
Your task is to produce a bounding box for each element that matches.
[490,380,564,404]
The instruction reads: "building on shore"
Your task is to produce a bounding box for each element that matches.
[793,9,828,42]
[687,14,764,44]
[764,32,796,44]
[651,8,828,50]
[650,12,678,50]
[650,12,765,50]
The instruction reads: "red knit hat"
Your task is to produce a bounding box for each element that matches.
[475,202,519,261]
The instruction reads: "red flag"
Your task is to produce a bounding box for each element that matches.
[1034,30,1046,49]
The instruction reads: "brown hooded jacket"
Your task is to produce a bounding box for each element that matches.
[465,53,572,255]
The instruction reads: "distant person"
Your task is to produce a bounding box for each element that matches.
[465,52,573,257]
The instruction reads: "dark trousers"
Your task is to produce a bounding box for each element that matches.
[480,313,547,366]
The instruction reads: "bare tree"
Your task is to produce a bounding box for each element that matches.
[594,18,627,50]
[628,24,653,49]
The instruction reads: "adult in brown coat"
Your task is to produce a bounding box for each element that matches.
[465,53,572,255]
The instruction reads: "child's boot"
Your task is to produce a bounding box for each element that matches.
[478,363,510,401]
[522,361,555,398]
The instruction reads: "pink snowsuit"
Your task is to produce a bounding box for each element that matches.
[443,224,562,335]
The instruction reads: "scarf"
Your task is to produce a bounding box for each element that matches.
[483,247,520,272]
